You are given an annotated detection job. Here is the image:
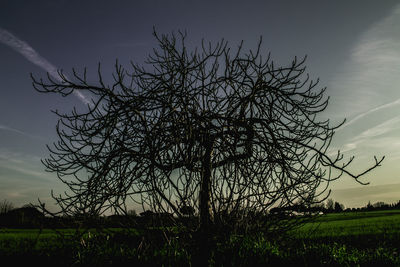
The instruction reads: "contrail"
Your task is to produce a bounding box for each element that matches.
[340,98,400,130]
[0,27,90,105]
[0,124,30,136]
[0,124,43,140]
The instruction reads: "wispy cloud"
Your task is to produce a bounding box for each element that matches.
[334,116,400,155]
[0,124,30,136]
[332,4,400,130]
[0,27,91,105]
[357,116,400,140]
[0,148,61,208]
[340,98,400,130]
[0,124,43,140]
[0,149,50,181]
[326,5,400,167]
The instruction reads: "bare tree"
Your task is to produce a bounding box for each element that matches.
[32,30,383,238]
[0,199,14,215]
[325,198,334,212]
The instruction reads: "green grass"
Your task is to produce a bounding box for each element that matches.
[293,210,400,239]
[2,210,400,266]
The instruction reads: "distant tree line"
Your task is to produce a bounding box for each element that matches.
[0,205,175,229]
[322,198,400,213]
[0,200,195,228]
[343,200,400,212]
[1,199,400,228]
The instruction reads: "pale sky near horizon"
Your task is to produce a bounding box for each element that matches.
[1,0,400,210]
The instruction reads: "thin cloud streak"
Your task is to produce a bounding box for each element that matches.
[0,124,29,136]
[340,98,400,130]
[0,149,52,182]
[332,116,400,158]
[0,27,90,105]
[357,116,400,140]
[0,124,43,140]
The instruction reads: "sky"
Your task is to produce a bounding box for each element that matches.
[1,0,400,210]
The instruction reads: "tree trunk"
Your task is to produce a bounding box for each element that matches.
[199,139,213,233]
[196,137,213,266]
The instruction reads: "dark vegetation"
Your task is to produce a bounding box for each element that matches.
[2,199,400,229]
[2,204,400,266]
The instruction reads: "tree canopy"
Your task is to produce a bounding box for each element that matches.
[33,30,383,235]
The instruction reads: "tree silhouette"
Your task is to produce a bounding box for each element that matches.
[325,198,334,212]
[32,30,383,239]
[180,205,195,217]
[334,201,344,212]
[0,199,13,215]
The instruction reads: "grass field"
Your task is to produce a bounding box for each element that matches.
[1,210,400,266]
[294,210,400,238]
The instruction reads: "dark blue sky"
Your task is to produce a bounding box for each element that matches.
[1,0,400,209]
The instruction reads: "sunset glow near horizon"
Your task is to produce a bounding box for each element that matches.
[1,0,400,211]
